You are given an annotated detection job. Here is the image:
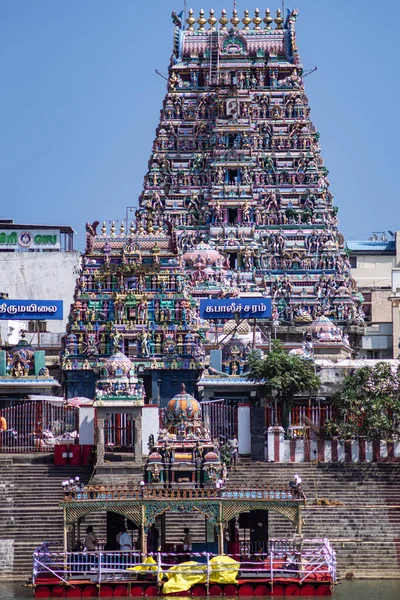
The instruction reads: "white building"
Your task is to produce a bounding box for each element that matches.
[0,220,80,363]
[348,236,395,359]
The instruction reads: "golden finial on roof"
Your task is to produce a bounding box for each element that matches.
[101,221,107,235]
[197,9,207,31]
[208,9,217,30]
[263,8,273,29]
[110,222,116,237]
[219,8,228,30]
[130,221,135,236]
[274,9,283,29]
[230,8,240,27]
[120,222,125,236]
[242,8,251,29]
[186,8,195,31]
[253,8,262,29]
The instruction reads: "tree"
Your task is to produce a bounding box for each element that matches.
[246,341,320,430]
[325,362,400,440]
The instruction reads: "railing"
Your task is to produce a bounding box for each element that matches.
[0,401,78,453]
[266,404,333,433]
[32,540,336,587]
[62,485,298,503]
[289,405,333,430]
[201,400,237,443]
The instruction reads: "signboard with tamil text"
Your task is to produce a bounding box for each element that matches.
[0,300,63,320]
[199,298,271,320]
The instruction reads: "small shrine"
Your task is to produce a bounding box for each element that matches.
[0,333,60,407]
[144,383,223,487]
[287,315,352,363]
[94,352,145,407]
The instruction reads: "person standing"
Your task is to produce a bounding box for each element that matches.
[182,528,192,552]
[147,524,159,553]
[119,528,132,551]
[84,526,98,551]
[228,435,239,471]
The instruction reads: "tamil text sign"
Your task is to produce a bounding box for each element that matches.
[0,300,63,320]
[199,298,271,320]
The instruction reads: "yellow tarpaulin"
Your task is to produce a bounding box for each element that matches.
[162,556,239,595]
[163,561,207,594]
[209,555,240,584]
[127,556,157,573]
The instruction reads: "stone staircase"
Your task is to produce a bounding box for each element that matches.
[163,511,207,547]
[228,461,400,579]
[2,457,400,580]
[0,457,96,581]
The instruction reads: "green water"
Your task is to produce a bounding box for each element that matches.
[1,581,400,600]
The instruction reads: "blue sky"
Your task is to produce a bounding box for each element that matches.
[0,1,398,249]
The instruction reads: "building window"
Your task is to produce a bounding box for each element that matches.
[350,256,357,268]
[28,321,47,333]
[362,292,372,322]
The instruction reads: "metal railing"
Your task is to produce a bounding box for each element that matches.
[32,539,336,587]
[62,484,298,503]
[0,401,78,453]
[201,400,237,443]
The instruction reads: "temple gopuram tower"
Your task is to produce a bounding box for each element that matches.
[63,7,365,414]
[137,7,364,345]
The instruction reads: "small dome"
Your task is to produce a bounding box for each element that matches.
[236,321,250,334]
[182,243,225,269]
[204,451,218,462]
[166,383,200,422]
[148,451,162,462]
[223,321,237,334]
[104,352,135,376]
[307,316,343,342]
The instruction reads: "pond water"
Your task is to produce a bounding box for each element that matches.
[1,580,400,600]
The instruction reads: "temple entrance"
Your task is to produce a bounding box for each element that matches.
[104,414,135,451]
[201,399,237,443]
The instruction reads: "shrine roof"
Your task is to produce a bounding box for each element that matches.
[200,376,253,386]
[347,241,395,253]
[0,376,60,387]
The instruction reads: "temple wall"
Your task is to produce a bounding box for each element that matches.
[142,405,159,456]
[266,428,400,463]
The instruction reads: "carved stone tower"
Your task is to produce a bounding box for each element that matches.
[136,8,364,343]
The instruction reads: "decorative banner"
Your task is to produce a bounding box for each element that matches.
[199,298,271,320]
[0,300,63,320]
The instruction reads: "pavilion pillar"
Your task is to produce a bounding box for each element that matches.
[217,504,224,555]
[297,506,303,535]
[141,505,146,556]
[96,418,105,466]
[63,507,68,553]
[134,415,143,463]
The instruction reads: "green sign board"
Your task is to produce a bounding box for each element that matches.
[0,230,60,250]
